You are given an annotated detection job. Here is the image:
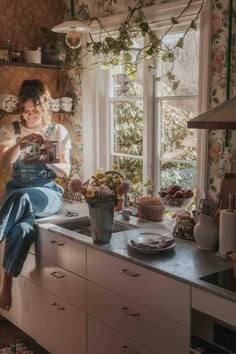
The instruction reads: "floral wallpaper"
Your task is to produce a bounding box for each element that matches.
[0,0,65,50]
[63,0,168,18]
[208,0,236,200]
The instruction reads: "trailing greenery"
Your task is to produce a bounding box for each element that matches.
[75,0,204,87]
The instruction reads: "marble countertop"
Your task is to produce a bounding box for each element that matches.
[36,202,234,303]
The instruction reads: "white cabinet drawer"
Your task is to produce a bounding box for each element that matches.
[88,316,154,354]
[192,287,236,327]
[87,281,189,354]
[32,226,86,277]
[22,252,86,311]
[87,248,190,327]
[36,283,86,354]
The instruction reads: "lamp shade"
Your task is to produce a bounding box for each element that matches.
[187,96,236,130]
[52,19,91,33]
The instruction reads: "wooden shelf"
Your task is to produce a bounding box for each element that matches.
[0,61,72,70]
[0,111,73,117]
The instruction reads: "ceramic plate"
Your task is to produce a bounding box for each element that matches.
[128,234,176,254]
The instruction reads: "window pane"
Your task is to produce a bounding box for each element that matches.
[110,59,143,98]
[111,101,143,156]
[160,161,196,190]
[160,99,198,161]
[113,156,143,184]
[156,30,199,96]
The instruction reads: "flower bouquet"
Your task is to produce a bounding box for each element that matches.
[68,168,131,204]
[67,169,131,243]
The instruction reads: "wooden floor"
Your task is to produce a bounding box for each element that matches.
[0,315,49,353]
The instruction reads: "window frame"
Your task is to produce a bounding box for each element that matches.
[82,0,211,202]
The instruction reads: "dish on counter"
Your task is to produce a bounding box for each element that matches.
[128,234,176,254]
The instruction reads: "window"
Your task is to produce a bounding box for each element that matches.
[83,1,211,200]
[154,30,199,192]
[106,29,199,194]
[107,41,144,184]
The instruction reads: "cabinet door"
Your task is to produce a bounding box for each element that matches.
[31,227,86,277]
[2,276,86,354]
[87,247,190,327]
[36,286,86,354]
[1,276,39,339]
[87,281,189,354]
[21,252,86,311]
[88,316,154,354]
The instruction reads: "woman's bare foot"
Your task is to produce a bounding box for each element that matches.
[0,271,13,311]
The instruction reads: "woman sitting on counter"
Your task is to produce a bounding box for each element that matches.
[0,79,71,311]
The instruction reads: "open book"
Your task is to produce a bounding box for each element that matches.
[20,140,60,164]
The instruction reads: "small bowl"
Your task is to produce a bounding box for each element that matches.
[159,196,193,210]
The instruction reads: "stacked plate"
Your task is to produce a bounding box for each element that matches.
[128,232,176,254]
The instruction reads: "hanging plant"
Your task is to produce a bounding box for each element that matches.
[70,0,205,88]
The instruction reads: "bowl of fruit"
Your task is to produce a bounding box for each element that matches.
[159,184,194,210]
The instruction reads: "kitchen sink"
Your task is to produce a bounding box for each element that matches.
[52,216,139,237]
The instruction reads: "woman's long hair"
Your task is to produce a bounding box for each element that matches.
[18,80,52,126]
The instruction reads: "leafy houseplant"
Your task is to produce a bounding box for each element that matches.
[72,0,204,87]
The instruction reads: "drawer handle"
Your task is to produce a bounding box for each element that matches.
[51,271,65,279]
[121,345,140,354]
[50,240,64,246]
[51,302,65,311]
[121,268,140,277]
[122,306,140,317]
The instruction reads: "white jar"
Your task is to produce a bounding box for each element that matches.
[194,214,219,250]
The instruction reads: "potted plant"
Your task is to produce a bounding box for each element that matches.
[135,179,165,222]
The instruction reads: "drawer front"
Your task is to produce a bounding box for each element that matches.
[22,253,86,311]
[31,227,86,277]
[87,281,189,354]
[87,248,190,327]
[88,316,154,354]
[36,285,86,354]
[192,287,236,328]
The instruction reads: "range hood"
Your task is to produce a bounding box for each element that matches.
[187,96,236,130]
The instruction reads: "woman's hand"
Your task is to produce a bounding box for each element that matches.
[19,132,45,145]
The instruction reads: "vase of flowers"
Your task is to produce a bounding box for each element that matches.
[68,169,131,243]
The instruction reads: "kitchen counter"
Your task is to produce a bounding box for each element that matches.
[37,201,234,303]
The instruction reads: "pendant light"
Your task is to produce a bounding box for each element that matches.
[52,0,91,49]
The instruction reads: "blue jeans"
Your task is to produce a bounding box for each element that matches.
[0,181,63,277]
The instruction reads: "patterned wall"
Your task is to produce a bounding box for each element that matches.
[0,0,65,50]
[63,0,168,18]
[208,0,236,200]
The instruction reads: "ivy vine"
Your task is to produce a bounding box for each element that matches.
[73,0,205,88]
